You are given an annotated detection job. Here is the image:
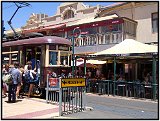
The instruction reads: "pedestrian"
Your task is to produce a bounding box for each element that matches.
[96,68,101,79]
[16,64,24,99]
[27,65,36,98]
[8,62,21,103]
[2,64,10,98]
[23,61,32,93]
[24,61,32,72]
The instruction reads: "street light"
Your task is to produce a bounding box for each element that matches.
[72,27,81,77]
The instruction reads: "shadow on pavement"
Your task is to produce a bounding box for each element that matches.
[5,100,23,103]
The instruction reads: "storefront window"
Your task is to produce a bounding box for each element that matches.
[67,30,72,38]
[101,24,122,33]
[82,27,99,35]
[49,51,58,65]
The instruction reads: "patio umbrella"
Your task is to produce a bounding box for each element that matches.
[92,39,157,55]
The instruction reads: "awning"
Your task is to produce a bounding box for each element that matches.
[22,23,66,33]
[92,39,158,56]
[40,23,66,31]
[67,14,119,27]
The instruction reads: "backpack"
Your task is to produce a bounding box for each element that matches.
[24,71,32,83]
[2,73,13,84]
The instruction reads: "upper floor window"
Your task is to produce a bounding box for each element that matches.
[152,12,158,33]
[63,10,74,20]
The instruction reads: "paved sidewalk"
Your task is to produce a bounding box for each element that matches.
[2,96,59,119]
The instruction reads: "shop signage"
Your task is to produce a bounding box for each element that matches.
[61,78,86,87]
[49,78,59,87]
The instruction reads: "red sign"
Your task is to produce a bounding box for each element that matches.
[49,78,58,86]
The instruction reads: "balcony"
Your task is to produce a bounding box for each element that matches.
[73,31,123,47]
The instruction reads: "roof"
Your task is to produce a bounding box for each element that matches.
[2,36,72,47]
[67,14,119,27]
[92,39,158,56]
[22,23,66,33]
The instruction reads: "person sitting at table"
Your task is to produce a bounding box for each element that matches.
[144,73,151,85]
[117,75,124,81]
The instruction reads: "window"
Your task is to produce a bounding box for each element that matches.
[60,52,68,65]
[63,10,74,20]
[49,51,58,65]
[2,47,10,52]
[11,53,18,64]
[2,54,9,64]
[101,24,122,33]
[81,27,99,35]
[152,13,158,33]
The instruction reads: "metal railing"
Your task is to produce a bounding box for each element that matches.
[86,79,158,100]
[60,87,85,115]
[45,74,86,116]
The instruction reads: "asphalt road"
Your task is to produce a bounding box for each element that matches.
[60,93,158,119]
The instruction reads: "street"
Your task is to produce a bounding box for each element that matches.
[59,93,158,119]
[2,93,158,119]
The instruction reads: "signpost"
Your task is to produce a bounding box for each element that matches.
[61,78,86,88]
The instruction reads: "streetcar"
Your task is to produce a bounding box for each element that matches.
[2,35,72,97]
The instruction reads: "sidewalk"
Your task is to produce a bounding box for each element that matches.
[2,93,157,119]
[2,96,59,119]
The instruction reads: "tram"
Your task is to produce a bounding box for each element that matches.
[2,35,72,97]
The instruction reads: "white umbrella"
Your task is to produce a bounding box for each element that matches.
[93,39,157,55]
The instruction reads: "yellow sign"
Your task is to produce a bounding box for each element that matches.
[61,78,86,87]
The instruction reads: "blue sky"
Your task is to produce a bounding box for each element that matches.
[2,2,115,30]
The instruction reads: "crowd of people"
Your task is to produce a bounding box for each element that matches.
[2,61,39,103]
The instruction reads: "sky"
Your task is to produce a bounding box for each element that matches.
[2,2,115,31]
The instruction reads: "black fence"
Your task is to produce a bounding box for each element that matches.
[86,79,158,100]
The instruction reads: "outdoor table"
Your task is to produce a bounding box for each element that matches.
[117,81,126,96]
[144,85,152,99]
[126,82,134,97]
[102,80,112,96]
[134,82,145,98]
[88,79,97,93]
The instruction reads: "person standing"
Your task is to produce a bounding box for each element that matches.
[8,62,21,103]
[27,65,36,98]
[2,64,10,98]
[16,64,24,99]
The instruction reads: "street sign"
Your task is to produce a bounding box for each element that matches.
[61,78,86,87]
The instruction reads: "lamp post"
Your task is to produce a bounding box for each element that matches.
[152,55,157,100]
[72,28,81,77]
[113,56,116,96]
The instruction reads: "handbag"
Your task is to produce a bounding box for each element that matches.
[2,74,13,84]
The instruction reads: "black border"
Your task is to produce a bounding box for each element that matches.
[1,1,159,120]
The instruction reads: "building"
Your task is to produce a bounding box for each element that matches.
[4,2,158,80]
[5,2,157,53]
